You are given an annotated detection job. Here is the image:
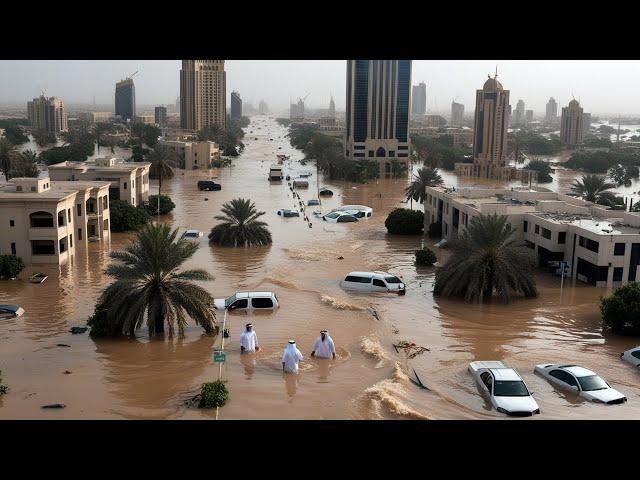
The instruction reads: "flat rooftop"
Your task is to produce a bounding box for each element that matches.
[0,181,110,201]
[531,213,640,235]
[48,159,151,171]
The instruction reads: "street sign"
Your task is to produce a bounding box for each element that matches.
[213,350,226,363]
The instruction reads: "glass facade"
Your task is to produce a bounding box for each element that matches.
[353,60,369,142]
[395,60,410,142]
[115,81,136,122]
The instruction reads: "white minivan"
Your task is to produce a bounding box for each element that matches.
[340,271,406,295]
[213,291,279,311]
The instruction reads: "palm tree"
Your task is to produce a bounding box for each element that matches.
[147,145,177,215]
[89,223,216,337]
[570,174,617,204]
[209,198,272,247]
[405,166,444,234]
[9,150,39,178]
[92,122,113,153]
[434,214,537,303]
[0,138,20,181]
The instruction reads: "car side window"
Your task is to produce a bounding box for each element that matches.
[372,279,386,288]
[480,372,492,391]
[230,299,248,309]
[632,351,640,360]
[550,370,578,387]
[251,297,273,308]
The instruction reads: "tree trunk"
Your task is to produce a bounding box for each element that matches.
[154,315,164,334]
[424,203,428,236]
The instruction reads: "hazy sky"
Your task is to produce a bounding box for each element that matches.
[1,60,639,115]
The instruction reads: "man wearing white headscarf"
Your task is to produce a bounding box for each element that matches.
[311,330,336,360]
[282,340,303,374]
[240,323,260,353]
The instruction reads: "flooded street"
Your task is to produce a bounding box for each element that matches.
[1,115,640,419]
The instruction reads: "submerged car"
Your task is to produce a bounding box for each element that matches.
[469,361,540,416]
[307,199,320,206]
[341,271,406,295]
[621,346,640,367]
[319,187,333,197]
[534,364,627,404]
[0,304,25,319]
[277,209,300,218]
[213,292,279,311]
[323,211,358,223]
[29,273,48,284]
[197,180,221,191]
[181,229,203,239]
[331,205,373,218]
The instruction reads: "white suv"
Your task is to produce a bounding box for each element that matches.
[213,291,279,311]
[340,271,406,295]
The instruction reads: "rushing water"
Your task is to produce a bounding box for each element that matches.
[1,115,639,419]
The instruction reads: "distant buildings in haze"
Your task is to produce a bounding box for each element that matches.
[180,60,227,131]
[560,99,584,146]
[27,95,68,134]
[230,91,242,121]
[155,106,167,126]
[545,97,558,123]
[451,101,464,126]
[411,82,426,115]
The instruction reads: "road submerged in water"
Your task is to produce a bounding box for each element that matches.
[1,115,639,419]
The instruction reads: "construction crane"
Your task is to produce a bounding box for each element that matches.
[124,70,138,81]
[297,93,310,104]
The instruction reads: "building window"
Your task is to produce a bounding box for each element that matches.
[78,228,82,241]
[398,153,408,157]
[353,153,365,157]
[578,236,599,253]
[613,267,623,282]
[398,145,408,150]
[31,240,55,255]
[534,224,539,234]
[354,145,365,150]
[558,232,566,244]
[11,243,16,255]
[388,150,395,157]
[541,228,551,240]
[69,234,73,248]
[523,221,528,233]
[376,147,386,158]
[104,219,109,231]
[30,211,54,228]
[9,220,14,227]
[124,182,127,190]
[614,243,626,256]
[67,209,71,223]
[368,150,374,157]
[77,204,82,216]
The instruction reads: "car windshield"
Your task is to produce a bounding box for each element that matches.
[225,295,237,307]
[385,276,402,283]
[326,212,340,218]
[493,380,530,397]
[577,375,609,391]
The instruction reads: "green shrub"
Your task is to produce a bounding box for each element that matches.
[415,248,437,266]
[0,255,25,279]
[0,370,7,395]
[428,222,442,238]
[385,208,424,235]
[87,301,124,338]
[109,199,150,232]
[142,195,176,216]
[198,380,229,408]
[601,282,640,335]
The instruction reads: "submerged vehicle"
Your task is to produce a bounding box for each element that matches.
[213,292,279,311]
[319,187,333,197]
[197,180,221,191]
[307,199,320,206]
[181,229,203,239]
[0,305,25,319]
[331,205,373,218]
[293,179,309,189]
[322,211,358,223]
[534,364,627,404]
[469,361,540,416]
[277,209,300,218]
[340,271,406,295]
[269,166,283,181]
[29,273,48,284]
[621,346,640,367]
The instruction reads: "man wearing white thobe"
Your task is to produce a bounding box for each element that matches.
[310,330,336,360]
[282,340,304,374]
[240,323,260,353]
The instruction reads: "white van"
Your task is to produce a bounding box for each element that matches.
[340,271,406,295]
[332,205,373,218]
[213,291,279,311]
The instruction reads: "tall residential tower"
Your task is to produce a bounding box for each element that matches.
[545,97,558,123]
[115,78,136,122]
[345,60,411,176]
[411,82,426,115]
[451,101,464,126]
[560,99,584,146]
[180,60,226,131]
[230,91,242,121]
[27,96,68,134]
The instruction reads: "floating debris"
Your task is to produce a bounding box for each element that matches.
[56,344,71,348]
[393,341,430,359]
[367,307,380,321]
[41,403,66,409]
[63,370,72,375]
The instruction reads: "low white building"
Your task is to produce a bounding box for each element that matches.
[425,185,640,288]
[0,177,111,265]
[158,139,220,170]
[48,157,150,207]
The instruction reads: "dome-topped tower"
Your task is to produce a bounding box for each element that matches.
[483,74,503,92]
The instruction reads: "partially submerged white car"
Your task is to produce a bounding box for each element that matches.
[469,361,540,416]
[213,291,279,311]
[621,346,640,368]
[534,364,627,405]
[331,205,373,218]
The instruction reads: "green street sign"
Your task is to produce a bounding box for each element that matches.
[213,350,226,363]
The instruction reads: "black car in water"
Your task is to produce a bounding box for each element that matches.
[198,180,222,191]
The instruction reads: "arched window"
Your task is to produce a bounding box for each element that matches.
[30,211,54,228]
[376,147,386,158]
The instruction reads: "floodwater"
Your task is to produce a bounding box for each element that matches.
[1,115,640,420]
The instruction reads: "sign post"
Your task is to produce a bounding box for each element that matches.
[213,350,226,363]
[559,261,567,291]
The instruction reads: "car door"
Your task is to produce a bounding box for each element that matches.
[228,298,249,311]
[251,296,274,310]
[549,369,579,393]
[371,278,388,292]
[479,371,493,398]
[632,350,640,367]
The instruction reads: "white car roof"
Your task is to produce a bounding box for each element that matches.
[233,291,274,298]
[625,346,640,353]
[490,368,522,381]
[561,365,595,377]
[346,271,390,277]
[184,229,200,234]
[338,205,373,211]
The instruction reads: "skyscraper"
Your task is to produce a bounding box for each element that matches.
[411,82,426,115]
[455,75,536,182]
[180,60,226,131]
[115,78,136,122]
[514,99,525,125]
[328,95,335,118]
[451,101,464,126]
[290,99,304,120]
[155,106,167,126]
[525,110,533,123]
[27,96,68,134]
[583,112,591,137]
[258,99,268,115]
[560,99,584,146]
[345,60,411,176]
[230,91,242,121]
[545,97,558,123]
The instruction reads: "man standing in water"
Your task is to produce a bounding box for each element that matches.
[310,330,336,360]
[282,340,303,373]
[240,323,260,353]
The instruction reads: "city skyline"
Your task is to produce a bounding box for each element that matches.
[2,60,640,116]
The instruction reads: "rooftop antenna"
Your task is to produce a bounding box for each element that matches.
[495,65,498,79]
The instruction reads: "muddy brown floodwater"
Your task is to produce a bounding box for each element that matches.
[1,116,639,419]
